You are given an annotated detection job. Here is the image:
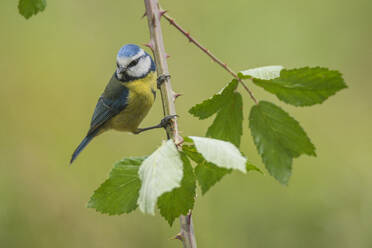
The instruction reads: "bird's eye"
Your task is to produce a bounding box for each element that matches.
[128,58,140,68]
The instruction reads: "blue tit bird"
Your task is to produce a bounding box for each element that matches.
[71,44,173,164]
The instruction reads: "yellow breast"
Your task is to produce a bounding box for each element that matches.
[109,72,157,133]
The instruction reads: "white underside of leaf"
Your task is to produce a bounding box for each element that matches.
[189,136,247,173]
[240,65,284,80]
[137,140,183,215]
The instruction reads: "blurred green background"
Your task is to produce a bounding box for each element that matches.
[1,0,371,247]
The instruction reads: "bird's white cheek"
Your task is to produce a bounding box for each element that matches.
[127,57,151,78]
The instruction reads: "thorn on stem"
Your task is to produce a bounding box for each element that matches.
[174,92,182,99]
[141,12,147,19]
[144,41,154,50]
[166,53,171,59]
[170,233,184,241]
[159,9,168,18]
[172,90,182,102]
[185,32,192,42]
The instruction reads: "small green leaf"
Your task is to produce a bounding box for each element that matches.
[249,101,316,184]
[18,0,47,19]
[189,80,243,146]
[189,80,238,119]
[252,67,347,107]
[188,94,225,120]
[206,91,243,147]
[137,140,183,215]
[157,154,196,226]
[87,157,144,215]
[195,161,231,195]
[239,65,284,80]
[189,136,247,173]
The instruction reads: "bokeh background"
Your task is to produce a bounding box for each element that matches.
[1,0,372,247]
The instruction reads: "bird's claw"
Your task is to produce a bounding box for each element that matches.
[160,114,178,128]
[157,74,171,89]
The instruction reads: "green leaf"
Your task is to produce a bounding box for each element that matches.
[18,0,46,19]
[189,80,243,146]
[206,91,243,147]
[157,154,196,226]
[87,157,144,215]
[195,161,231,195]
[189,136,247,173]
[252,67,347,107]
[137,140,183,215]
[188,94,225,120]
[239,65,284,80]
[183,143,260,194]
[249,101,316,184]
[189,80,238,119]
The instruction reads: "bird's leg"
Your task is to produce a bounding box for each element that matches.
[134,115,177,134]
[157,74,171,89]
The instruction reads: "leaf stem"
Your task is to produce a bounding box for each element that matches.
[144,0,197,247]
[161,12,258,104]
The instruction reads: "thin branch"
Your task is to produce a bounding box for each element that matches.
[143,0,181,143]
[143,1,197,248]
[161,12,258,104]
[179,212,197,248]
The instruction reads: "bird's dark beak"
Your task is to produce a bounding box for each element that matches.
[117,66,126,74]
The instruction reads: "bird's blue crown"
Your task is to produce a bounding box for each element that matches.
[117,44,141,58]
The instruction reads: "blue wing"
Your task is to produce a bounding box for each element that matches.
[70,74,129,164]
[88,84,129,135]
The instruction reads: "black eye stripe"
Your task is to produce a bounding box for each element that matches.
[128,58,140,67]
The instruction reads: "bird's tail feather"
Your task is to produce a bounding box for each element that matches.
[70,134,95,164]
